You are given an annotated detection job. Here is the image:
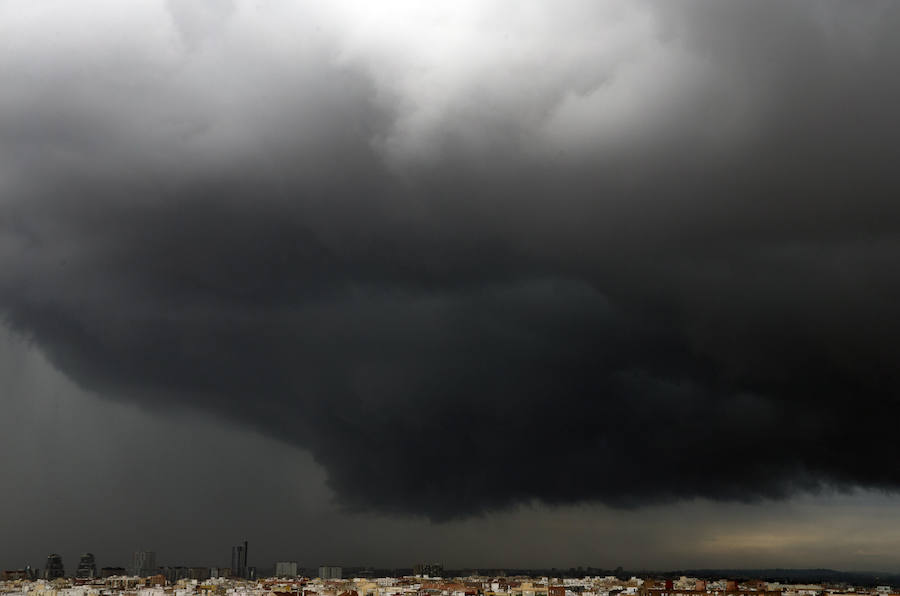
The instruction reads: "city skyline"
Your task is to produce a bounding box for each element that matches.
[3,0,900,573]
[13,555,900,583]
[9,566,900,596]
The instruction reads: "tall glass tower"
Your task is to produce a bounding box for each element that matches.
[76,553,97,579]
[231,541,248,578]
[44,554,65,579]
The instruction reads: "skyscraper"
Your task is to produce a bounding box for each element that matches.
[76,553,97,579]
[318,566,342,580]
[44,554,64,579]
[231,541,248,579]
[131,551,156,577]
[274,562,298,577]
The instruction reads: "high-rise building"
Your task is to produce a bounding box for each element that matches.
[189,567,211,581]
[413,563,443,578]
[76,553,97,579]
[231,541,248,579]
[162,566,195,583]
[318,566,342,580]
[131,551,157,577]
[44,554,65,579]
[274,562,298,577]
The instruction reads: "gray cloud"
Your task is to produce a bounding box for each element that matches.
[2,0,900,522]
[7,326,900,573]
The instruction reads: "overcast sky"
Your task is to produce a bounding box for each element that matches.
[3,0,900,573]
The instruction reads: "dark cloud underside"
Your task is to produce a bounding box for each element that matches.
[2,0,900,519]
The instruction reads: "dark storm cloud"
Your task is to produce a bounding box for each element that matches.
[2,0,900,519]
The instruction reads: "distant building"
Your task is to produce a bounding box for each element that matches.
[189,567,211,581]
[131,551,157,577]
[163,567,187,583]
[44,554,65,579]
[413,563,443,578]
[231,542,248,579]
[319,566,342,580]
[144,574,166,587]
[101,567,127,578]
[275,562,298,577]
[162,566,209,583]
[2,570,30,581]
[76,553,97,579]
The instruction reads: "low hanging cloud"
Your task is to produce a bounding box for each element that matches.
[2,0,900,520]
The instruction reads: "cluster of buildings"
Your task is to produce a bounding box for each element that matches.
[1,544,266,585]
[2,569,900,596]
[1,542,355,588]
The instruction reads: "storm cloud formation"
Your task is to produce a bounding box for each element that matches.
[2,0,900,520]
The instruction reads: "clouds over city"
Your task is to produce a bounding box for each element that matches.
[2,0,900,523]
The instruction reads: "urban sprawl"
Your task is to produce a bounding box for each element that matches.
[2,550,899,596]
